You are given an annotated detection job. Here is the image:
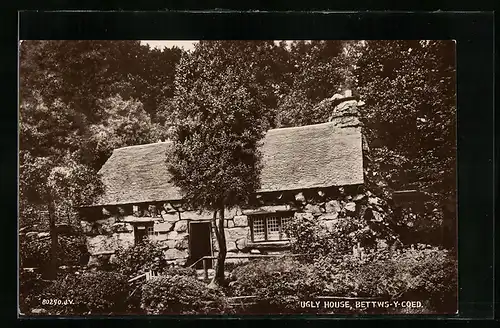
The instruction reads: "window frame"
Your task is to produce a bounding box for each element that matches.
[249,211,294,243]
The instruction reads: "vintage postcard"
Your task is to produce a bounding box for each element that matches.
[19,39,457,316]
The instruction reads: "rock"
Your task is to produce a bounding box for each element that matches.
[164,240,176,249]
[154,233,168,241]
[345,202,356,213]
[304,204,322,214]
[376,239,388,250]
[115,232,134,248]
[175,258,187,266]
[235,238,248,250]
[162,212,179,222]
[174,238,188,250]
[181,210,213,221]
[31,308,48,315]
[325,200,341,213]
[227,219,235,228]
[87,255,101,267]
[102,207,111,216]
[166,231,182,240]
[163,202,176,213]
[317,190,326,198]
[295,192,306,203]
[226,227,250,243]
[164,248,187,260]
[25,232,38,238]
[319,213,339,221]
[224,207,239,218]
[320,220,337,232]
[109,254,119,265]
[354,194,366,201]
[155,222,173,232]
[250,249,261,254]
[368,196,382,206]
[111,222,133,233]
[371,210,384,222]
[233,215,248,227]
[242,205,290,215]
[37,232,50,238]
[227,242,238,253]
[174,220,188,232]
[294,212,314,221]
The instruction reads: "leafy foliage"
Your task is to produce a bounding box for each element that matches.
[42,271,131,315]
[283,213,378,258]
[230,258,325,312]
[19,270,53,314]
[141,275,231,315]
[19,233,88,269]
[354,40,456,204]
[167,41,273,211]
[113,239,167,278]
[314,247,457,312]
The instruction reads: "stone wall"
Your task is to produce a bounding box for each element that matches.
[79,184,389,267]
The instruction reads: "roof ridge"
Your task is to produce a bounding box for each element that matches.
[113,140,173,151]
[267,121,334,133]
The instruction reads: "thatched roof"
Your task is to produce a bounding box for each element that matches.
[93,121,364,206]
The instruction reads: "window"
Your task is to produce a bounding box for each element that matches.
[147,226,154,237]
[250,212,293,242]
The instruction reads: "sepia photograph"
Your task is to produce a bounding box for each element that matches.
[19,39,457,316]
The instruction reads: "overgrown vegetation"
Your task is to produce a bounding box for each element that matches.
[229,258,326,313]
[19,40,457,315]
[141,275,231,315]
[112,240,167,278]
[37,271,131,315]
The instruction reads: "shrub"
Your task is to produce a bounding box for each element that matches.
[19,269,53,314]
[230,258,326,313]
[141,275,231,315]
[113,240,167,278]
[19,233,88,269]
[316,247,457,313]
[283,215,374,258]
[42,271,131,315]
[161,265,198,278]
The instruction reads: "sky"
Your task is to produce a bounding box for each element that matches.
[140,40,198,51]
[140,40,298,51]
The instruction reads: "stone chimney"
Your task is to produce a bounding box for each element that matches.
[327,89,363,128]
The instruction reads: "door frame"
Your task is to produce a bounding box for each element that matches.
[188,220,214,268]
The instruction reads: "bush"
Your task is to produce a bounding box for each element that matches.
[316,247,457,313]
[19,233,88,269]
[42,271,131,315]
[141,275,231,315]
[283,215,374,258]
[113,240,167,278]
[19,269,53,314]
[161,265,198,278]
[230,258,326,313]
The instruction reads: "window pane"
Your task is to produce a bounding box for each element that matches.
[253,218,265,241]
[267,216,280,240]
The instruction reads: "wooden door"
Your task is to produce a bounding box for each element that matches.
[189,222,212,269]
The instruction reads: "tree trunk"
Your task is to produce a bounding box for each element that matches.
[45,198,58,280]
[210,206,226,287]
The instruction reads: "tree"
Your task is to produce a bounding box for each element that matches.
[274,40,349,127]
[19,149,103,278]
[166,41,271,286]
[352,40,456,248]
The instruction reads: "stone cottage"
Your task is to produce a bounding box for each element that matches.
[79,92,383,268]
